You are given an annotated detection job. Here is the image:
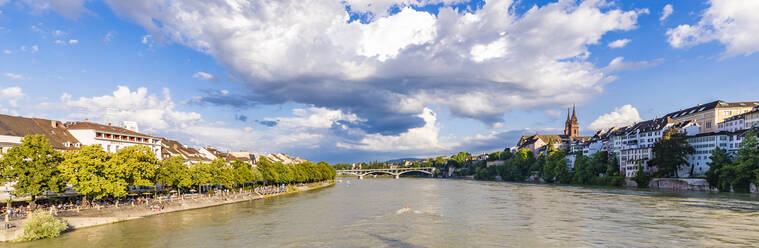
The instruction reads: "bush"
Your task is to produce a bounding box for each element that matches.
[18,210,68,242]
[631,169,652,188]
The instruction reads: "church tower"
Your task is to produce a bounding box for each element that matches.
[564,104,579,138]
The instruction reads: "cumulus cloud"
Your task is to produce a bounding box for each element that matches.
[337,108,453,152]
[667,0,759,57]
[68,39,78,44]
[660,4,673,22]
[589,104,642,130]
[608,38,630,48]
[96,0,646,135]
[55,86,203,131]
[0,86,24,107]
[3,72,23,80]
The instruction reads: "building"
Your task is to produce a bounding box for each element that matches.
[514,105,590,155]
[684,132,730,178]
[160,138,211,164]
[663,100,759,134]
[265,153,307,164]
[0,114,82,155]
[745,107,759,129]
[65,121,162,159]
[619,118,699,177]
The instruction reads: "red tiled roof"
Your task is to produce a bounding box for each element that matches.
[0,114,81,150]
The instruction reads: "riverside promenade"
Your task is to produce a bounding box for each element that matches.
[0,181,335,242]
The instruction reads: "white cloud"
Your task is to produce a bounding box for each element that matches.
[192,72,216,81]
[660,4,673,22]
[53,29,67,37]
[0,87,24,107]
[3,72,23,80]
[31,45,38,53]
[608,38,630,48]
[98,0,646,130]
[2,50,10,54]
[338,108,453,152]
[56,86,203,131]
[601,57,663,73]
[68,39,78,44]
[667,0,759,57]
[589,104,642,130]
[266,107,363,130]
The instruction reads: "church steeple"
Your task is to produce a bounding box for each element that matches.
[564,104,579,138]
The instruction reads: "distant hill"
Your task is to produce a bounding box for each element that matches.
[385,158,424,163]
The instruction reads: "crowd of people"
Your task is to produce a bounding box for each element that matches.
[254,185,289,195]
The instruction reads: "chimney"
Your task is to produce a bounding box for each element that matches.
[51,120,57,128]
[84,118,89,122]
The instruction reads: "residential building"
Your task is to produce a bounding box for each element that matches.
[619,118,699,177]
[663,100,759,134]
[684,132,730,178]
[65,121,161,159]
[717,114,745,132]
[0,114,81,156]
[160,138,211,164]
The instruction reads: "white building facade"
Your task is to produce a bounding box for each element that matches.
[66,122,162,159]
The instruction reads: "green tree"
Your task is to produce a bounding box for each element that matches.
[231,160,256,188]
[571,153,592,184]
[0,135,67,208]
[107,146,159,190]
[631,161,652,188]
[191,162,213,193]
[705,147,732,191]
[605,153,620,176]
[732,130,759,192]
[156,156,192,194]
[59,145,125,201]
[649,128,695,177]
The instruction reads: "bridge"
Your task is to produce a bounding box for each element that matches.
[337,167,435,179]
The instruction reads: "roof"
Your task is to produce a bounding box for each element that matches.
[66,122,153,138]
[664,100,759,119]
[161,138,211,162]
[0,114,81,150]
[626,117,675,133]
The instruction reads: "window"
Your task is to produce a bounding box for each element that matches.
[724,111,732,116]
[706,122,712,129]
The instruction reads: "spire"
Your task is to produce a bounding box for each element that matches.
[571,104,577,122]
[566,108,571,122]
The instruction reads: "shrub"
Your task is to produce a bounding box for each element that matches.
[631,169,652,188]
[18,210,68,242]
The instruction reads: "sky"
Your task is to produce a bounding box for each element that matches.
[1,0,759,164]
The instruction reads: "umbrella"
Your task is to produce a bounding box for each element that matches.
[169,190,177,193]
[190,189,197,192]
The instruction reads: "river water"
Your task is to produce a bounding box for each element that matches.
[10,178,759,247]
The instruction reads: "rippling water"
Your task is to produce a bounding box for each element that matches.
[10,178,759,247]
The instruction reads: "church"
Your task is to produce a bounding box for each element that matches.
[513,105,591,155]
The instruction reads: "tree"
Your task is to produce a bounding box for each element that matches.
[107,146,159,190]
[156,156,192,194]
[0,135,67,208]
[631,160,652,188]
[571,153,592,184]
[257,158,279,185]
[649,128,694,177]
[59,145,124,201]
[191,162,212,193]
[705,147,731,191]
[606,153,620,176]
[543,150,567,183]
[732,130,759,192]
[231,160,256,188]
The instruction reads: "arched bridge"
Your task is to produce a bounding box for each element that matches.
[337,167,435,179]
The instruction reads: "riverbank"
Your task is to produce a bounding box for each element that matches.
[0,181,334,242]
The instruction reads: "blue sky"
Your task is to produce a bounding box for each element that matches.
[1,0,758,163]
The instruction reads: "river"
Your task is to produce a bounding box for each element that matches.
[9,178,759,247]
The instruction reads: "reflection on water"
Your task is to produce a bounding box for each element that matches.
[9,179,759,247]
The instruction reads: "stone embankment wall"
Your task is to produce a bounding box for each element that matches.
[648,178,710,191]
